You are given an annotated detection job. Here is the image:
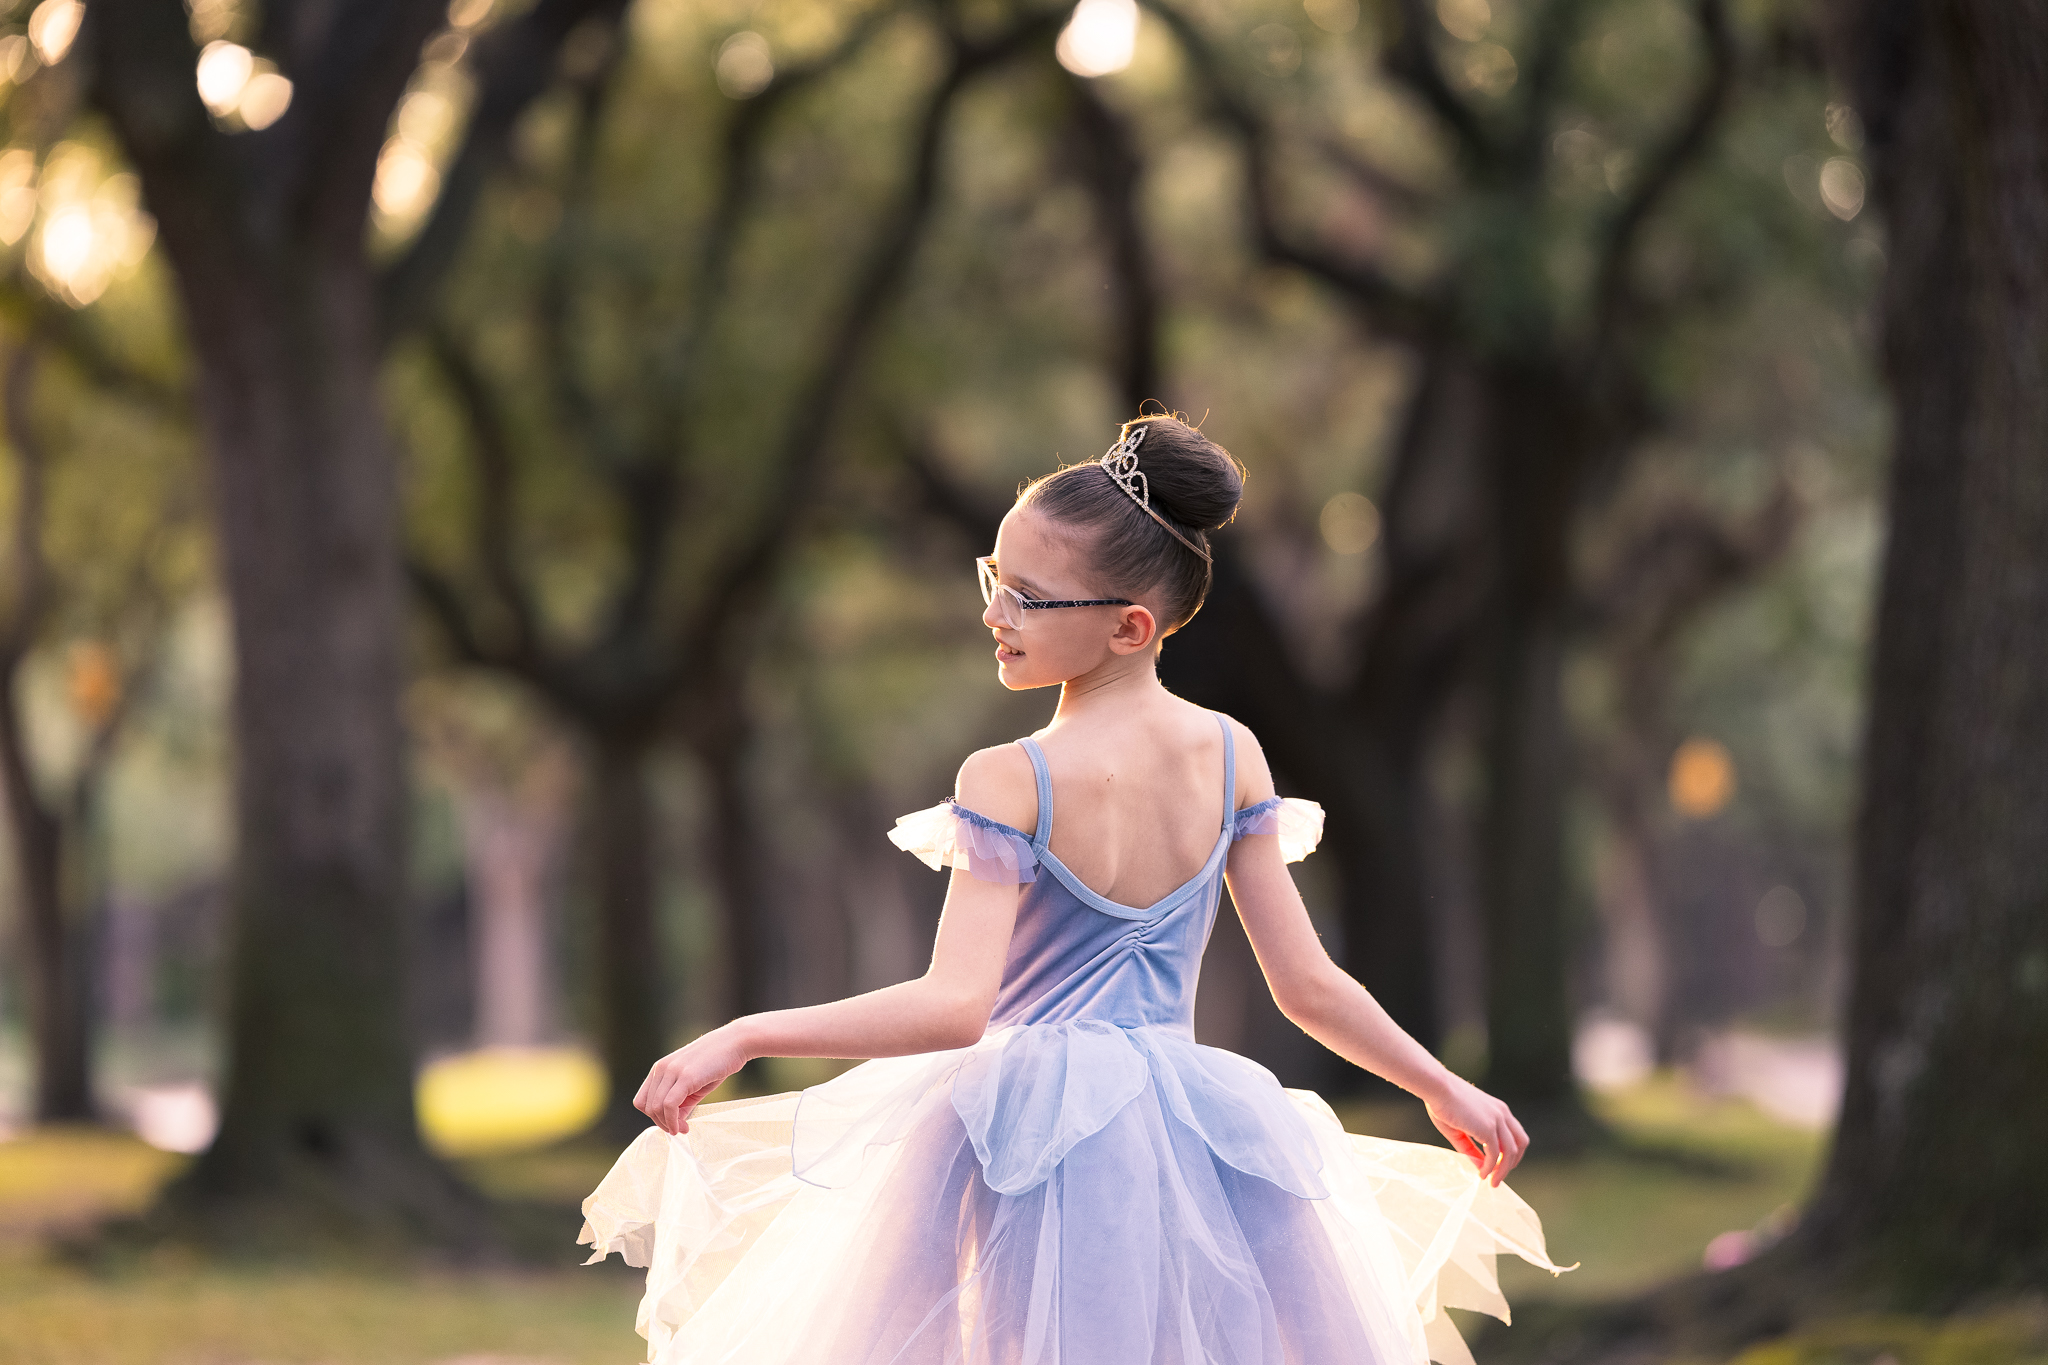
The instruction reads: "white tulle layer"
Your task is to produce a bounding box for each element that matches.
[580,1025,1567,1365]
[1230,796,1325,864]
[887,794,1328,888]
[889,803,1041,884]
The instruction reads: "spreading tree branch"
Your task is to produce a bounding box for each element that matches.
[0,276,186,416]
[424,323,542,668]
[1591,0,1736,351]
[1379,0,1495,165]
[1149,1,1442,342]
[381,0,635,337]
[896,422,1008,552]
[654,3,907,415]
[675,10,1062,668]
[535,28,636,478]
[256,0,446,249]
[81,1,243,257]
[1582,478,1798,649]
[0,342,50,663]
[1309,132,1437,215]
[405,554,495,670]
[1506,0,1599,174]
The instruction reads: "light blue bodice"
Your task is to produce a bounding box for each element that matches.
[980,715,1267,1036]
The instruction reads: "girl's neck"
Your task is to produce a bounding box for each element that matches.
[1053,649,1166,722]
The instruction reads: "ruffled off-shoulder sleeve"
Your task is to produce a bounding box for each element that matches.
[1231,796,1325,863]
[888,801,1039,884]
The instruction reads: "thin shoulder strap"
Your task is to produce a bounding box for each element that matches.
[1016,737,1054,854]
[1216,712,1236,830]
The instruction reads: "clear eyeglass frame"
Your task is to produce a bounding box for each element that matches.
[976,556,1133,632]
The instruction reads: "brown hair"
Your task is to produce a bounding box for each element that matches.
[1017,413,1245,633]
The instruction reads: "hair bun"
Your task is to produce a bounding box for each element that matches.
[1127,414,1245,533]
[1013,410,1246,633]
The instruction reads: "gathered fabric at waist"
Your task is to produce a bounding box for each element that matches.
[788,1018,1328,1201]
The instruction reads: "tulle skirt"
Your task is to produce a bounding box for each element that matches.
[580,1022,1566,1365]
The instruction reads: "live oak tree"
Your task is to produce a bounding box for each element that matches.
[1150,0,1749,1124]
[81,0,625,1245]
[405,4,1060,1136]
[0,341,196,1123]
[1502,0,2048,1353]
[1796,0,2048,1302]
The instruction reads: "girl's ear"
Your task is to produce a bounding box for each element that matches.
[1107,603,1159,656]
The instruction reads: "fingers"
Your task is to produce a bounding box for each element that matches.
[634,1064,724,1137]
[636,1062,687,1135]
[674,1082,718,1134]
[1487,1107,1529,1184]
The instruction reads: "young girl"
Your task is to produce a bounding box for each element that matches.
[580,415,1566,1365]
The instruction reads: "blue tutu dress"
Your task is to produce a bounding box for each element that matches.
[580,716,1566,1364]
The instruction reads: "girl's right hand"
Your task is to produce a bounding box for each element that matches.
[634,1025,751,1135]
[1424,1075,1530,1186]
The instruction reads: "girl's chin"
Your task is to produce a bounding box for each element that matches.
[995,653,1048,690]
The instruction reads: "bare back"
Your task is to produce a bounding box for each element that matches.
[1025,696,1251,909]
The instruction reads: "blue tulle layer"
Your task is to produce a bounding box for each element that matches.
[581,1021,1570,1365]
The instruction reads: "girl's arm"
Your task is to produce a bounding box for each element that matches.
[1221,723,1530,1184]
[635,748,1031,1135]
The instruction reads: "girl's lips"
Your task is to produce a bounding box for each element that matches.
[995,641,1023,661]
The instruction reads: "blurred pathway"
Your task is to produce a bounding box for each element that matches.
[1575,1016,1843,1129]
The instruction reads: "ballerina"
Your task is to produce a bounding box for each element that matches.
[580,413,1568,1364]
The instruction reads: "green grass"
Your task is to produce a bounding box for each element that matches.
[0,1259,645,1365]
[0,1126,641,1365]
[1494,1076,1827,1304]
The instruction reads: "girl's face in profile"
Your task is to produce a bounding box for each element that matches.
[983,506,1159,690]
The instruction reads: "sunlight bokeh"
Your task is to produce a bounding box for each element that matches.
[23,146,157,307]
[1055,0,1137,78]
[1668,736,1738,819]
[26,0,81,66]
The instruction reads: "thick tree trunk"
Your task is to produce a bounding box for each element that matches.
[0,716,93,1121]
[587,736,663,1140]
[1476,598,1577,1108]
[1161,551,1373,1089]
[1161,346,1502,1081]
[1798,0,2048,1300]
[82,0,623,1247]
[1474,364,1597,1126]
[157,253,479,1236]
[0,344,96,1124]
[690,679,781,1091]
[699,730,774,1025]
[1337,346,1500,1061]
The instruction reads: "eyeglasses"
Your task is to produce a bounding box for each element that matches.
[976,556,1132,632]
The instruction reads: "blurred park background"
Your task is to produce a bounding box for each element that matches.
[0,0,2041,1362]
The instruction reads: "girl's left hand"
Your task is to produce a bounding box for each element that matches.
[634,1026,750,1135]
[1424,1075,1530,1186]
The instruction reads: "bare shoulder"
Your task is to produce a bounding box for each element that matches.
[954,743,1040,836]
[1212,711,1277,810]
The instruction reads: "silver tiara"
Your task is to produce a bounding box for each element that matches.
[1098,424,1152,509]
[1096,423,1213,564]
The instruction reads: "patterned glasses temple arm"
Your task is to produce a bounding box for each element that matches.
[1017,596,1134,609]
